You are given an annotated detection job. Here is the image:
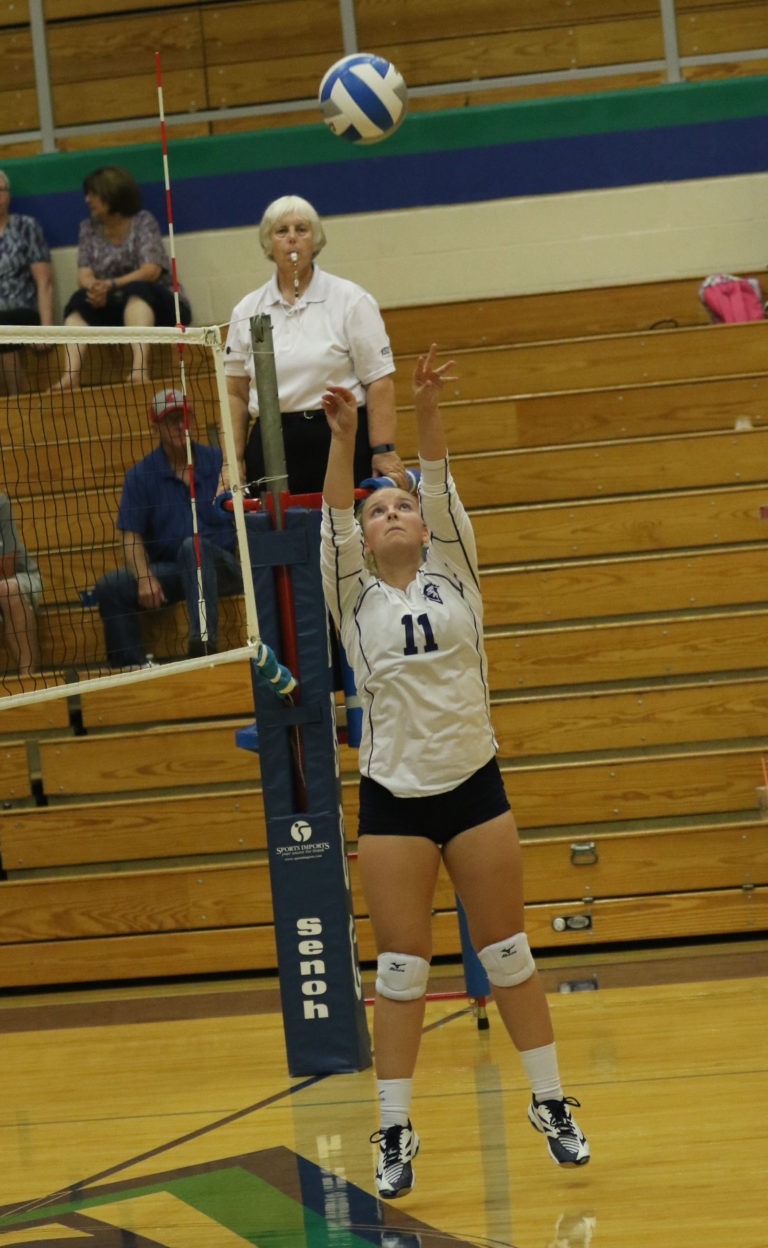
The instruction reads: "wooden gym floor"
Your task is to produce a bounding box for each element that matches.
[0,941,765,1247]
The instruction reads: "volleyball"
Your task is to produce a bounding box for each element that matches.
[318,53,408,145]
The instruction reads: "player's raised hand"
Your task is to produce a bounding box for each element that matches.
[321,383,359,440]
[413,343,456,413]
[412,343,454,460]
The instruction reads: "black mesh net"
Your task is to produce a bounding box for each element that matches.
[0,325,249,697]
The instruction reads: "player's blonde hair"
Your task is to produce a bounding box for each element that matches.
[259,195,327,259]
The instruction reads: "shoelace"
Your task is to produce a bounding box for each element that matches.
[546,1096,581,1136]
[370,1124,409,1166]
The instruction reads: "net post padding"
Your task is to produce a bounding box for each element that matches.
[0,322,261,708]
[256,505,371,1075]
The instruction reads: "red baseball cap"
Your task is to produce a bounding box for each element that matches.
[148,388,192,422]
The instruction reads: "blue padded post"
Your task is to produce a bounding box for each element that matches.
[243,506,371,1076]
[234,510,287,756]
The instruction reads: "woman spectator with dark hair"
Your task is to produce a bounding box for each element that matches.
[54,165,191,390]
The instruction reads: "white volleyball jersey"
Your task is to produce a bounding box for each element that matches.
[321,457,497,798]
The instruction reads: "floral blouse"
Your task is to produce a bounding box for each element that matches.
[77,209,187,300]
[0,214,50,312]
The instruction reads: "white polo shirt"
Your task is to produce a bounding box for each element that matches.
[320,457,498,798]
[224,266,395,417]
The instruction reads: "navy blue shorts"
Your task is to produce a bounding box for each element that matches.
[63,281,191,328]
[357,756,510,847]
[0,307,40,353]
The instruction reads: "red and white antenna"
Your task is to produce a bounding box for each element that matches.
[155,51,208,647]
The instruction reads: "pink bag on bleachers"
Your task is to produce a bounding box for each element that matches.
[699,274,765,323]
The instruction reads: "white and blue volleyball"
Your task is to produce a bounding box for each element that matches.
[319,53,408,145]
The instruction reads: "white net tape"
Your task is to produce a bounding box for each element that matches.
[0,323,259,708]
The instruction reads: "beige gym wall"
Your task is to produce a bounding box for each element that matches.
[49,171,768,326]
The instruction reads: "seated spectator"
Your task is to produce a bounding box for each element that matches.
[0,491,42,678]
[54,165,191,391]
[0,168,54,395]
[94,389,241,668]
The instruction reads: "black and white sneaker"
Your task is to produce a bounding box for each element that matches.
[370,1120,420,1198]
[528,1095,590,1166]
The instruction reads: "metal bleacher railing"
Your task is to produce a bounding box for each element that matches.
[3,0,768,154]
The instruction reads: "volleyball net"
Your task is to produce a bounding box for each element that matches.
[0,322,265,707]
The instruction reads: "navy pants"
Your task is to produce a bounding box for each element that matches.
[95,536,242,666]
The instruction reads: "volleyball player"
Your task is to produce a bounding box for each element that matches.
[319,345,589,1199]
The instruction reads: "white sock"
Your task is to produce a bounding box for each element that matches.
[519,1042,563,1103]
[377,1078,412,1129]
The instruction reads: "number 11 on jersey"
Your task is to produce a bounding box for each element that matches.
[401,613,439,655]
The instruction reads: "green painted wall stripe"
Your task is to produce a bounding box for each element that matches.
[3,73,768,196]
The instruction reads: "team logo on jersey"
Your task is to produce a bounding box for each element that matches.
[423,582,443,603]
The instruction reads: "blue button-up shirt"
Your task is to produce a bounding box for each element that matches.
[117,442,234,563]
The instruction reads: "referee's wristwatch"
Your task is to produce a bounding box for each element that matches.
[370,442,395,455]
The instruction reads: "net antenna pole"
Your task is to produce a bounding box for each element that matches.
[250,313,288,529]
[155,51,208,648]
[248,312,299,683]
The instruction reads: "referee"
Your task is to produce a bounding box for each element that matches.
[223,194,407,495]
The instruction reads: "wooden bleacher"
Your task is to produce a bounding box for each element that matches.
[448,428,768,507]
[485,608,768,689]
[9,341,218,403]
[0,742,34,805]
[2,276,768,988]
[3,1,767,154]
[384,278,712,350]
[391,321,768,408]
[481,545,768,627]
